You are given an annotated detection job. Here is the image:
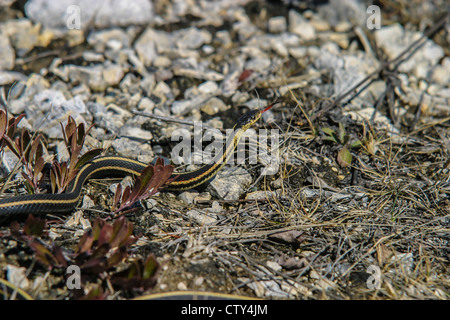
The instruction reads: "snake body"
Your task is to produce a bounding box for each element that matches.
[0,107,271,215]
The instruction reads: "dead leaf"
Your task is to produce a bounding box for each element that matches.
[268,230,305,244]
[277,255,307,270]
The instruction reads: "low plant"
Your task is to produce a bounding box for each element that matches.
[10,215,160,297]
[321,122,362,167]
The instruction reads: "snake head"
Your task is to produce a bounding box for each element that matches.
[236,109,260,131]
[236,102,275,131]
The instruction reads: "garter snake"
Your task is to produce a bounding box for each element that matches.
[0,105,273,216]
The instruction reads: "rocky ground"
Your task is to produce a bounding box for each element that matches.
[0,0,449,300]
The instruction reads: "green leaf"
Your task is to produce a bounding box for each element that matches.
[337,147,352,167]
[77,123,86,146]
[139,165,155,193]
[321,127,338,143]
[323,136,338,143]
[321,127,335,136]
[350,139,362,148]
[143,255,159,280]
[338,123,346,144]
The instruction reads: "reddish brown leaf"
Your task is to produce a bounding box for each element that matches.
[77,229,95,254]
[2,134,20,158]
[128,178,142,203]
[97,223,113,248]
[28,134,42,164]
[113,183,123,211]
[110,216,133,248]
[23,214,46,237]
[0,110,6,137]
[29,241,60,268]
[238,69,254,83]
[33,156,45,182]
[106,246,128,267]
[121,185,131,205]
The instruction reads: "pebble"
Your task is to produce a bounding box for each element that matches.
[215,30,232,48]
[268,16,287,34]
[200,97,227,115]
[198,81,219,95]
[57,63,124,92]
[27,89,87,137]
[245,57,271,73]
[209,201,222,213]
[1,149,20,173]
[246,190,278,200]
[1,19,40,56]
[25,0,153,30]
[175,27,212,50]
[134,27,158,66]
[193,277,204,287]
[177,282,188,291]
[137,97,155,112]
[374,23,444,77]
[207,166,252,201]
[186,209,217,225]
[87,28,131,52]
[318,0,366,27]
[0,31,14,70]
[119,126,153,141]
[266,261,282,272]
[179,191,199,205]
[111,137,154,162]
[66,29,84,47]
[314,47,379,100]
[6,265,30,291]
[289,10,316,41]
[171,100,194,116]
[0,71,27,85]
[431,57,450,86]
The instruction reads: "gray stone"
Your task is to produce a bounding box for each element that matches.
[25,0,153,30]
[289,10,316,41]
[0,31,14,70]
[1,19,40,56]
[374,23,444,77]
[207,166,252,201]
[268,16,287,33]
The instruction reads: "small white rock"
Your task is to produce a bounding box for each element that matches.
[268,16,287,33]
[266,261,282,272]
[177,282,188,291]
